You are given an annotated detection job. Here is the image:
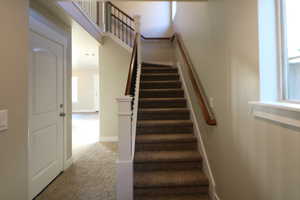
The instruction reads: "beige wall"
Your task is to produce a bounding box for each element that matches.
[174,1,300,200]
[72,69,99,112]
[0,1,29,199]
[114,1,173,37]
[99,37,131,140]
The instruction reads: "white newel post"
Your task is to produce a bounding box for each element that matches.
[133,15,141,34]
[116,96,133,200]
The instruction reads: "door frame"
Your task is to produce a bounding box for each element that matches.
[28,15,70,199]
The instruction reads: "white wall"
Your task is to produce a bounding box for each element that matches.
[73,69,99,112]
[113,1,173,37]
[99,37,131,141]
[0,1,29,199]
[174,1,300,200]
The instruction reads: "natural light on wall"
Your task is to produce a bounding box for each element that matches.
[172,1,177,21]
[283,0,300,101]
[72,77,78,103]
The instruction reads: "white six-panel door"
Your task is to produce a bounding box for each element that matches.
[29,18,65,199]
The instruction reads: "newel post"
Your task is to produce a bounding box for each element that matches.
[133,15,141,34]
[116,96,133,200]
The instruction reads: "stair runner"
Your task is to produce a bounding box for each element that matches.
[134,63,210,200]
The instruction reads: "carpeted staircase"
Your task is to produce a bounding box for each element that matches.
[134,63,210,200]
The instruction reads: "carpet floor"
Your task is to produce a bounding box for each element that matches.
[35,142,117,200]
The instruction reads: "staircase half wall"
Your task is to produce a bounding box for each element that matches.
[99,37,131,142]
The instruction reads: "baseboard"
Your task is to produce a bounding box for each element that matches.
[214,192,221,200]
[177,62,216,197]
[100,136,118,142]
[72,109,97,113]
[64,157,73,170]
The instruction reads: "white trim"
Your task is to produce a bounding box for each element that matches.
[64,157,73,170]
[72,109,98,113]
[249,101,300,112]
[29,16,69,200]
[177,62,216,196]
[100,136,118,142]
[104,32,133,52]
[250,101,300,128]
[214,193,221,200]
[252,110,300,128]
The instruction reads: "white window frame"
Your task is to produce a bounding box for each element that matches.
[277,0,300,103]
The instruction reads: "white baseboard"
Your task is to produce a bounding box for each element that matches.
[100,136,118,142]
[177,62,217,198]
[214,193,221,200]
[64,157,73,170]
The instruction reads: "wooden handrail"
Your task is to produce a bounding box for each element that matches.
[173,33,217,126]
[107,1,134,21]
[125,34,138,95]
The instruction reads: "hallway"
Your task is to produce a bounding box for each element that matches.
[35,113,117,200]
[35,142,117,200]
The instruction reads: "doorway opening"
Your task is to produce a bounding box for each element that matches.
[72,22,100,158]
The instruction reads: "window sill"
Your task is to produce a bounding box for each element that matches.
[249,101,300,128]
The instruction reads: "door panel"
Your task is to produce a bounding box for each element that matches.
[29,30,64,199]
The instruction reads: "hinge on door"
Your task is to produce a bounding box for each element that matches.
[59,113,66,117]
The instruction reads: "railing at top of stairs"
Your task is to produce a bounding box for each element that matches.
[73,0,136,48]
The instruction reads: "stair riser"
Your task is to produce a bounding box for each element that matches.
[141,82,181,89]
[141,75,179,81]
[134,162,202,171]
[142,63,173,68]
[139,101,187,108]
[137,126,193,134]
[140,91,184,98]
[134,186,209,196]
[142,68,178,73]
[135,142,197,151]
[138,112,190,120]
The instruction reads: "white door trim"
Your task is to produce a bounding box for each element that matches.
[29,16,70,199]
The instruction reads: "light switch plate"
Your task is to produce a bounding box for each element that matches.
[0,110,8,132]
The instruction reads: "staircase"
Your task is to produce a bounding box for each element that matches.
[134,63,210,200]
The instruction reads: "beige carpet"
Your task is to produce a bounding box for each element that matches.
[35,142,117,200]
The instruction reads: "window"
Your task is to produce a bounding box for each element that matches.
[172,1,177,21]
[280,0,300,101]
[72,77,78,103]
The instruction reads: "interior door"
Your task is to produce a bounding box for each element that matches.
[28,25,64,199]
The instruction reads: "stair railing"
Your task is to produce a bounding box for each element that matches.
[105,1,135,47]
[116,21,141,200]
[73,0,99,26]
[172,33,217,126]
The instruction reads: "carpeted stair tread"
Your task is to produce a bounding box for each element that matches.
[139,98,187,108]
[140,80,181,89]
[139,108,189,115]
[135,194,209,200]
[142,62,173,68]
[142,67,178,73]
[138,120,193,127]
[134,170,208,188]
[140,88,184,98]
[136,133,196,144]
[141,73,180,81]
[138,108,190,120]
[135,151,202,163]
